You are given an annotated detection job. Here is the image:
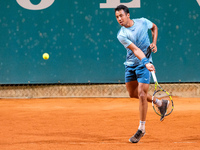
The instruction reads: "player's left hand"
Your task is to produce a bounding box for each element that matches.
[150,43,157,53]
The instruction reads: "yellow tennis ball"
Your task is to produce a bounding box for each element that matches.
[43,53,49,60]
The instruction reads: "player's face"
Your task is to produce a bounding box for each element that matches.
[115,10,130,27]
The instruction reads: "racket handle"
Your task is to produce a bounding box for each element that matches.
[151,71,157,83]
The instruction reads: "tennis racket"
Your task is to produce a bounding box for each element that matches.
[151,71,174,117]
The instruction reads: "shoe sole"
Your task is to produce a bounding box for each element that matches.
[129,132,146,143]
[160,100,169,121]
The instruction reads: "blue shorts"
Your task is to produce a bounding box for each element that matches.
[125,65,151,84]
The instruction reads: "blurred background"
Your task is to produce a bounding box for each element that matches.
[0,0,199,98]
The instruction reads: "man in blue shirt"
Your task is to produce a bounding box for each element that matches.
[115,5,168,143]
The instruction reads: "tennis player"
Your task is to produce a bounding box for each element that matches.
[115,5,168,143]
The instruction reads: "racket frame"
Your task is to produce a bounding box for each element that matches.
[151,71,174,116]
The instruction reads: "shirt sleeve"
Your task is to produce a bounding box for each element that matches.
[143,18,153,29]
[117,34,132,48]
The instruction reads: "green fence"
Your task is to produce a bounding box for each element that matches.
[0,0,199,84]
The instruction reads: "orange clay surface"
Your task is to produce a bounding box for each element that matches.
[0,97,200,150]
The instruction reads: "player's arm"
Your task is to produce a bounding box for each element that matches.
[127,43,155,72]
[150,23,158,53]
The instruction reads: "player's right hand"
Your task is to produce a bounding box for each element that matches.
[145,63,155,72]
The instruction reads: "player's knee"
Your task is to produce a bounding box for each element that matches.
[138,91,147,100]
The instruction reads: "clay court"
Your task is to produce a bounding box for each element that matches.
[0,97,199,150]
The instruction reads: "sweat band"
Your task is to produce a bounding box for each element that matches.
[141,57,150,65]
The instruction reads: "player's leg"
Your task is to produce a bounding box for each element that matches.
[142,73,165,120]
[126,80,138,98]
[138,82,149,124]
[126,80,161,106]
[143,75,167,121]
[129,66,150,143]
[125,67,146,143]
[126,81,161,122]
[147,93,162,107]
[126,81,156,103]
[129,82,148,143]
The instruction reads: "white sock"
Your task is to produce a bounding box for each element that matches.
[154,99,162,107]
[138,120,146,132]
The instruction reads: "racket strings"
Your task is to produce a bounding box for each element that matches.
[152,89,173,116]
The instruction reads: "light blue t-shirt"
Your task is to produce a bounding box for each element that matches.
[117,17,153,67]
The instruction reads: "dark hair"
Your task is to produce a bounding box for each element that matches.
[115,5,129,14]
